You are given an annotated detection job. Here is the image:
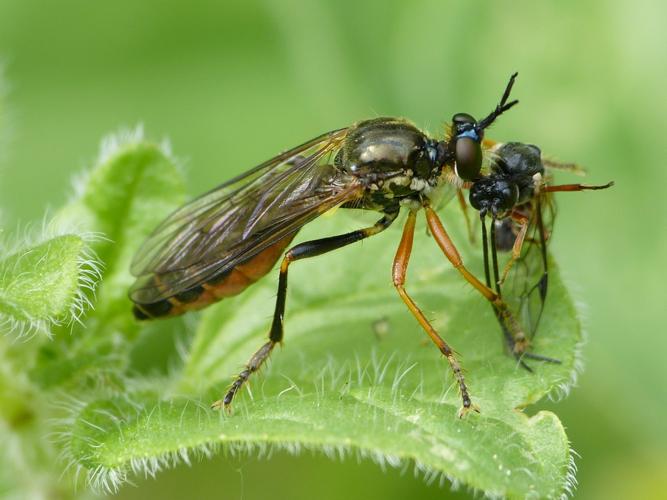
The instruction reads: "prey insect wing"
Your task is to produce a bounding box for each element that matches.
[499,187,556,338]
[130,128,362,305]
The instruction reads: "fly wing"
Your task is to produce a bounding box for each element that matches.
[130,128,362,304]
[501,190,556,338]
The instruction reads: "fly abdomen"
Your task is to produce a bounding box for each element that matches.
[132,234,296,320]
[132,299,173,320]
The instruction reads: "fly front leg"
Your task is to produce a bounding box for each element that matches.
[422,205,555,367]
[212,210,399,411]
[392,209,477,417]
[423,205,528,350]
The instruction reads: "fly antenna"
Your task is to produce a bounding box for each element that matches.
[477,72,519,131]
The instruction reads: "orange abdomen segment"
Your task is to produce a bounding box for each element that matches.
[133,233,296,320]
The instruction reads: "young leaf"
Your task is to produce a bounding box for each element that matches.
[59,207,581,498]
[0,64,8,161]
[0,232,100,337]
[55,127,186,337]
[0,128,187,500]
[28,128,186,390]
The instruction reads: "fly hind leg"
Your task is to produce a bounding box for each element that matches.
[212,210,398,411]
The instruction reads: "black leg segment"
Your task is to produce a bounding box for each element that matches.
[213,210,399,410]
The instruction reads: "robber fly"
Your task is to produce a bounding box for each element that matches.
[129,73,607,416]
[467,142,612,359]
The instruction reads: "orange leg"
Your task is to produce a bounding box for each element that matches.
[423,206,529,354]
[498,211,530,285]
[393,210,478,417]
[544,181,613,193]
[456,189,476,244]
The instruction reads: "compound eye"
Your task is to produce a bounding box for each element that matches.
[526,144,542,157]
[455,136,483,181]
[496,179,520,210]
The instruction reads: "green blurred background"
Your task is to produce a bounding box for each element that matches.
[1,1,665,498]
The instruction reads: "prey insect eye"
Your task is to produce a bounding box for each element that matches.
[469,177,519,214]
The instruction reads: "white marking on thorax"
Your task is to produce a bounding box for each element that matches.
[410,177,431,193]
[387,175,412,187]
[400,198,421,210]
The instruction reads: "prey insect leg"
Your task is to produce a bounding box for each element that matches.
[543,181,614,193]
[480,214,519,352]
[525,180,613,332]
[532,197,549,330]
[488,214,558,364]
[213,210,399,410]
[392,209,477,417]
[424,206,534,358]
[474,208,561,368]
[489,217,502,296]
[497,211,530,285]
[503,201,558,365]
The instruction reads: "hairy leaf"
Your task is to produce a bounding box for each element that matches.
[55,128,186,336]
[29,129,186,390]
[60,207,580,498]
[0,233,99,337]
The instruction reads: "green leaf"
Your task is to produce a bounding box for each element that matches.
[0,128,188,500]
[0,64,8,159]
[29,128,186,389]
[55,128,186,336]
[59,207,580,498]
[0,233,100,337]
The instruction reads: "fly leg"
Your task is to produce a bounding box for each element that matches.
[392,209,477,417]
[423,206,557,367]
[212,210,399,411]
[424,205,523,348]
[497,210,530,285]
[543,181,614,193]
[456,189,476,244]
[481,208,560,366]
[541,158,586,175]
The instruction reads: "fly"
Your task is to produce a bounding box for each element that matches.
[129,73,611,416]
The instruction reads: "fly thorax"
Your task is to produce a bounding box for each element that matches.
[378,169,438,199]
[339,117,443,208]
